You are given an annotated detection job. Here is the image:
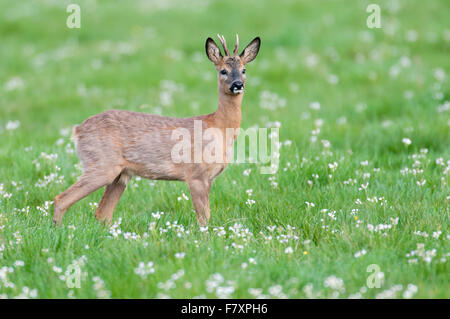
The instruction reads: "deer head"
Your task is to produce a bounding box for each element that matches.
[206,34,261,95]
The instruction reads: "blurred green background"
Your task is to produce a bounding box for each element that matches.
[0,0,448,298]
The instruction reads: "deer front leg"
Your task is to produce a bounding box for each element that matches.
[187,179,211,226]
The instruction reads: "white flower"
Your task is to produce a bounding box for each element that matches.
[4,77,25,91]
[327,211,337,220]
[151,211,164,219]
[402,138,412,145]
[309,101,321,110]
[5,120,20,131]
[248,288,263,297]
[259,91,286,110]
[354,250,367,258]
[376,284,402,299]
[134,262,155,278]
[432,231,442,239]
[205,273,225,293]
[268,285,285,298]
[433,68,446,82]
[216,286,235,299]
[284,247,294,254]
[328,162,338,171]
[305,54,318,68]
[177,193,189,201]
[92,276,111,299]
[435,157,444,166]
[305,201,315,208]
[175,252,186,259]
[405,30,418,42]
[324,275,345,293]
[321,140,331,148]
[14,287,38,299]
[327,74,339,85]
[437,101,450,113]
[148,221,156,231]
[52,266,63,273]
[416,180,426,187]
[402,284,418,299]
[399,56,411,68]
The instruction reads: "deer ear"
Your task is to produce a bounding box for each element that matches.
[205,37,222,64]
[240,37,260,64]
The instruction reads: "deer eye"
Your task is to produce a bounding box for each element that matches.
[220,69,227,75]
[242,69,246,74]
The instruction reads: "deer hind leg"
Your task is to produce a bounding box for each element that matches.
[187,179,211,226]
[95,173,130,224]
[53,167,122,225]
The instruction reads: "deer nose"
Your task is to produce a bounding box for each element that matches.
[230,81,244,93]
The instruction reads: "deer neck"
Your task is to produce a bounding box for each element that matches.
[213,90,242,130]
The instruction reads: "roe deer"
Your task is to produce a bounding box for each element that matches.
[53,34,261,226]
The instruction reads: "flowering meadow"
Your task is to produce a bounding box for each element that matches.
[0,0,448,298]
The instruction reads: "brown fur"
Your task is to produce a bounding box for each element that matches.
[53,35,260,226]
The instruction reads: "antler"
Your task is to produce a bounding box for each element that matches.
[233,34,239,56]
[217,34,240,57]
[217,34,230,56]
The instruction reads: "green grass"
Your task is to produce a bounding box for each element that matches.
[0,0,449,298]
